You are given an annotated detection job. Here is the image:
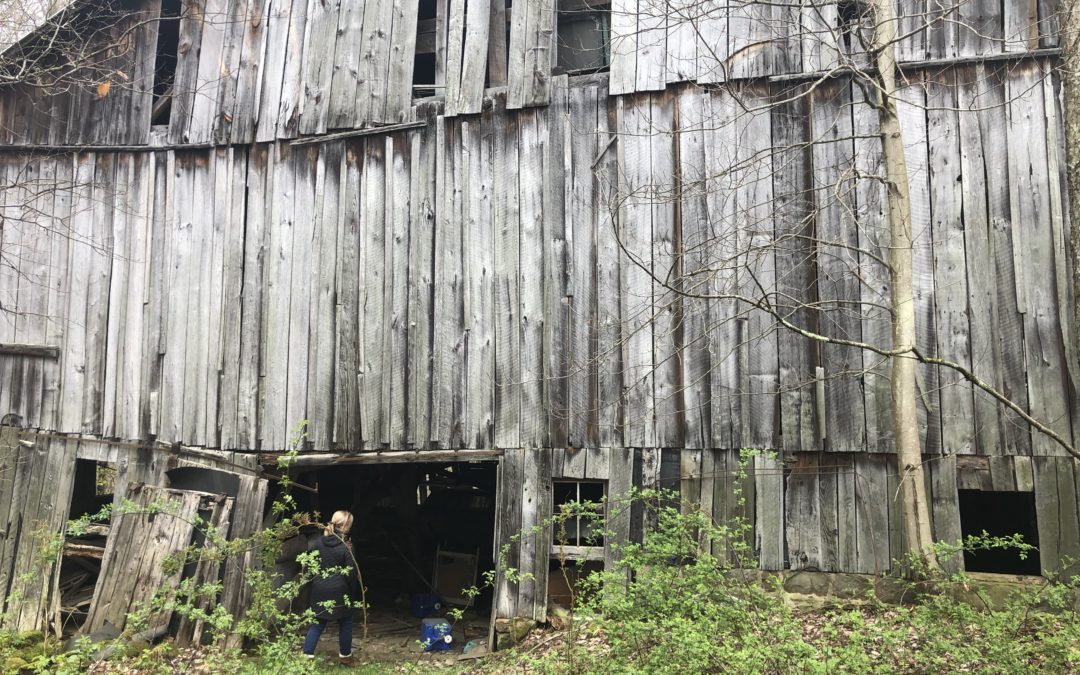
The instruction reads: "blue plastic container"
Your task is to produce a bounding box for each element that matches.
[410,593,442,618]
[420,618,453,652]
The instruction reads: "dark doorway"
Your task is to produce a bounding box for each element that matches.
[958,489,1041,575]
[279,460,498,649]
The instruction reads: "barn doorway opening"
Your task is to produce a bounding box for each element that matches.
[957,489,1041,575]
[283,459,498,654]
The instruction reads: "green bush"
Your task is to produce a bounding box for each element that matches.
[502,452,1080,674]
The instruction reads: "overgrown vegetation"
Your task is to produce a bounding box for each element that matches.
[2,447,1079,673]
[486,454,1080,673]
[0,424,371,674]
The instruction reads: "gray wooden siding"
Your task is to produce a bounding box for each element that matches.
[0,0,1063,144]
[0,66,1075,457]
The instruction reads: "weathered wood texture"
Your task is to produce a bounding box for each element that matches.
[0,68,1076,457]
[0,2,160,146]
[782,451,966,575]
[609,0,1057,94]
[0,429,78,631]
[84,483,233,635]
[0,0,1060,140]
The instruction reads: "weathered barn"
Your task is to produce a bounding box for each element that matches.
[0,0,1077,641]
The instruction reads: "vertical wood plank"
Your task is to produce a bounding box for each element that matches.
[927,72,975,455]
[616,96,654,448]
[519,110,546,448]
[493,96,521,448]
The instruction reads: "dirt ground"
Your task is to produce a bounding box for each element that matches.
[305,606,491,670]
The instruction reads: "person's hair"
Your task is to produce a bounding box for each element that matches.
[325,510,354,537]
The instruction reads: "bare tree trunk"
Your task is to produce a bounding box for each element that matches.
[870,0,939,571]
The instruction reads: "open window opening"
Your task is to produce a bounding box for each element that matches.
[151,0,181,125]
[280,461,498,649]
[555,0,610,76]
[413,0,440,98]
[59,459,117,630]
[958,489,1041,575]
[411,0,608,101]
[836,0,869,55]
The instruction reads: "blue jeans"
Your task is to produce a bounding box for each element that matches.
[302,616,353,656]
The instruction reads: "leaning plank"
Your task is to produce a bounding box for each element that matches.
[188,0,231,143]
[507,0,554,108]
[85,485,205,634]
[607,0,638,95]
[274,0,310,138]
[254,0,294,142]
[175,494,235,646]
[355,0,397,125]
[442,0,467,117]
[327,0,366,129]
[298,0,342,135]
[168,0,208,143]
[384,0,421,120]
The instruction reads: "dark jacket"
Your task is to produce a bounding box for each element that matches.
[309,534,357,620]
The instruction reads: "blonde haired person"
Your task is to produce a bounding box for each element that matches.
[302,510,358,664]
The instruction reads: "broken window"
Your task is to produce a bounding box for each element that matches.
[150,0,181,125]
[62,459,115,630]
[958,489,1041,576]
[71,459,114,519]
[411,0,609,100]
[555,0,610,75]
[836,0,870,56]
[413,0,440,98]
[552,480,606,560]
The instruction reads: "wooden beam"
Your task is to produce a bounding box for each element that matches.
[288,121,428,147]
[0,343,59,358]
[266,449,504,467]
[768,48,1062,84]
